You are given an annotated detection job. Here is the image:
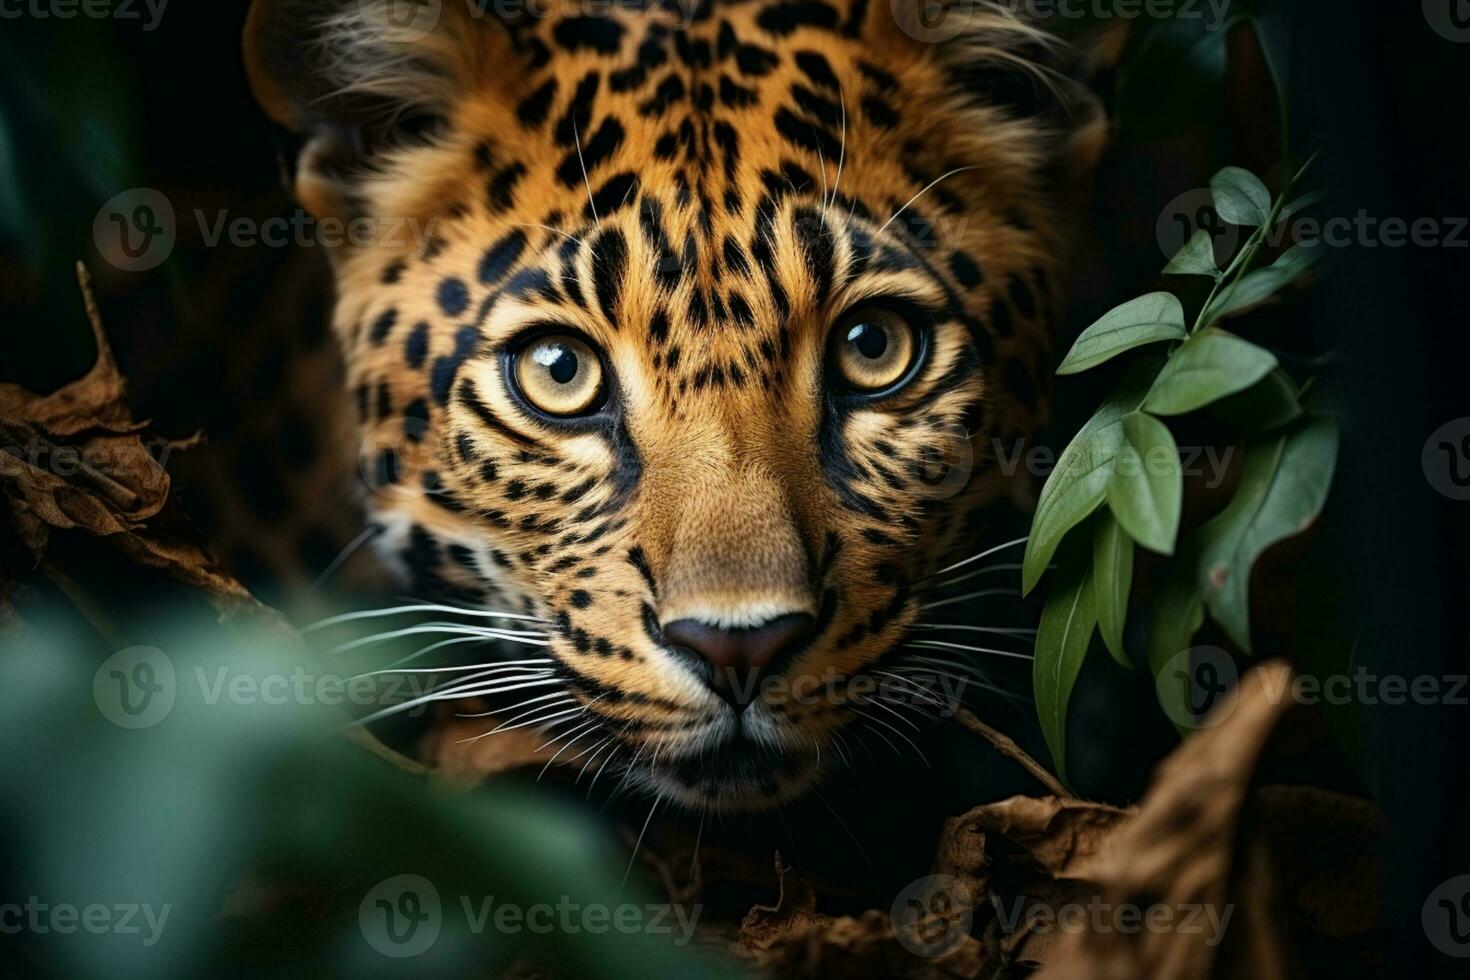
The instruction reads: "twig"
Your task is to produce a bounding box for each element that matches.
[955,708,1070,798]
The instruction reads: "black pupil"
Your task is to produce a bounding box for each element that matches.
[546,345,578,384]
[847,322,889,360]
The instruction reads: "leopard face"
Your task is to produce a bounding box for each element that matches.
[246,0,1108,810]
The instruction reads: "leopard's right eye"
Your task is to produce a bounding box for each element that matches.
[511,334,606,417]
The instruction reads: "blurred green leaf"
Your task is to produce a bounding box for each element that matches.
[1195,414,1340,650]
[1022,360,1160,594]
[1108,412,1182,555]
[1164,229,1220,277]
[1033,556,1096,785]
[1092,513,1134,668]
[1210,166,1272,227]
[1144,330,1278,416]
[1057,292,1187,375]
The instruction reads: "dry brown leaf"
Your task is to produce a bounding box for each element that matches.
[0,265,278,627]
[733,853,986,979]
[1029,661,1313,980]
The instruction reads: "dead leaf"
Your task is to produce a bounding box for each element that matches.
[1028,661,1337,980]
[733,853,986,979]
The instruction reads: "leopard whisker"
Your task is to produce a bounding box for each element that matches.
[848,711,903,758]
[622,791,666,889]
[462,700,584,740]
[458,691,573,724]
[919,587,1022,612]
[537,719,604,780]
[351,658,553,679]
[572,117,600,227]
[346,676,560,727]
[324,624,550,655]
[853,692,922,731]
[877,165,980,236]
[828,84,847,209]
[585,746,620,799]
[306,603,545,631]
[312,523,383,587]
[922,535,1029,581]
[908,639,1034,661]
[873,670,948,709]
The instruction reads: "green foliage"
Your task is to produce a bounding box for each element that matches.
[1028,157,1339,779]
[1108,412,1182,555]
[1195,416,1339,651]
[1142,329,1278,416]
[1091,514,1134,668]
[1033,552,1097,787]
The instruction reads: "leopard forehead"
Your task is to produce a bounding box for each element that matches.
[267,0,1097,809]
[334,1,1065,429]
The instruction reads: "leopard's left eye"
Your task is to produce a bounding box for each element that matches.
[829,306,919,394]
[512,334,606,417]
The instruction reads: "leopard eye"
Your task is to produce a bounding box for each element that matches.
[830,306,919,394]
[512,334,605,417]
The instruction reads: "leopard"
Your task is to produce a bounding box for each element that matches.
[242,0,1115,813]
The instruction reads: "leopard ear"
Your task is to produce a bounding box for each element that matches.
[887,2,1127,181]
[243,0,495,219]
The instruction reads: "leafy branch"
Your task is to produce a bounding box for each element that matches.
[1025,162,1338,783]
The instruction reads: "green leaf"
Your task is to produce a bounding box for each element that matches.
[1033,560,1097,785]
[1207,368,1302,431]
[1092,513,1134,668]
[1022,360,1161,594]
[1107,412,1183,555]
[1143,329,1278,416]
[1210,166,1272,227]
[1146,546,1208,737]
[1164,229,1220,277]
[1057,292,1187,376]
[1195,414,1340,650]
[1203,243,1325,322]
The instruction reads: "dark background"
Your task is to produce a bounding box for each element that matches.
[1,2,1467,977]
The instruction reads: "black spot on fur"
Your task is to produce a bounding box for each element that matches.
[591,228,629,320]
[557,116,625,187]
[553,16,625,54]
[479,230,527,284]
[516,78,558,127]
[369,308,397,345]
[405,322,429,369]
[757,1,838,35]
[436,278,469,317]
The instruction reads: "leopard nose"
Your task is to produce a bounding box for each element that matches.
[663,613,816,707]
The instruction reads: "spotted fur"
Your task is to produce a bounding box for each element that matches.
[246,0,1111,810]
